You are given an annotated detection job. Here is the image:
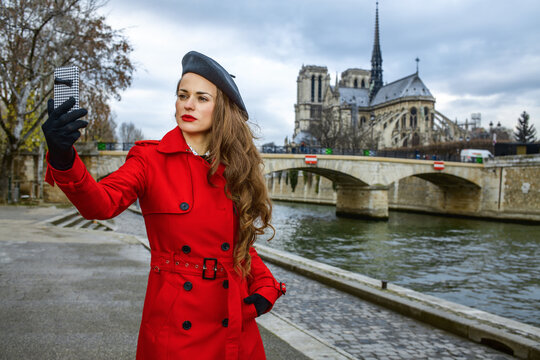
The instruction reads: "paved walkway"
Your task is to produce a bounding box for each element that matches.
[0,206,517,359]
[0,206,308,360]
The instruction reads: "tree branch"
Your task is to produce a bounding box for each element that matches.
[27,11,57,75]
[19,107,48,146]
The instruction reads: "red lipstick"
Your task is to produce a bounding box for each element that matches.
[181,114,197,122]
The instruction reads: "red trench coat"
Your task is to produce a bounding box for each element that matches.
[45,127,285,359]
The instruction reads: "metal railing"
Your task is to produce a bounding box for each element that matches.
[97,142,135,151]
[259,144,460,161]
[95,142,462,162]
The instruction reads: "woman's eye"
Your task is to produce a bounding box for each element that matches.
[177,94,187,100]
[199,96,209,102]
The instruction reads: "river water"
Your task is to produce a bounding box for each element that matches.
[261,201,540,328]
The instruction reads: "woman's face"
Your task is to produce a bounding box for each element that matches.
[175,72,217,138]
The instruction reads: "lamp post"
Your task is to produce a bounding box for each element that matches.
[489,121,495,152]
[494,122,501,149]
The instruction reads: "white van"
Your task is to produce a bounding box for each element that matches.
[460,149,494,163]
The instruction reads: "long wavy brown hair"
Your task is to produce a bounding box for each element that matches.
[179,84,274,277]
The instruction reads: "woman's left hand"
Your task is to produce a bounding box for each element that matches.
[243,293,271,316]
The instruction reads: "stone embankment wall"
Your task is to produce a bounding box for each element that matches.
[493,155,540,220]
[43,153,101,203]
[12,146,540,222]
[12,144,122,204]
[267,155,540,222]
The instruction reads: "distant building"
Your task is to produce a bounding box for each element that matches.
[293,3,466,149]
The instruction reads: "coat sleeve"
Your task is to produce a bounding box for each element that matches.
[247,247,286,313]
[45,145,147,220]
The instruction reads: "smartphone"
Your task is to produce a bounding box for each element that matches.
[54,66,79,112]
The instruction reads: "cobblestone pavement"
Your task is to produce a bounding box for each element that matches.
[113,210,515,359]
[265,263,514,360]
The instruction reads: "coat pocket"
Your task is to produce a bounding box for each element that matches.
[242,301,258,323]
[140,190,194,216]
[140,155,194,216]
[142,272,181,334]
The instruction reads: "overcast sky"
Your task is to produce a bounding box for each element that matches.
[100,0,540,144]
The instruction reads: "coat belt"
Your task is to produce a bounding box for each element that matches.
[149,250,242,360]
[150,250,229,278]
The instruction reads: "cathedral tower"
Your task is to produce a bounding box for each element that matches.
[370,2,383,100]
[293,65,330,140]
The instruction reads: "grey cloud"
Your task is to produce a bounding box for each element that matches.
[105,0,540,143]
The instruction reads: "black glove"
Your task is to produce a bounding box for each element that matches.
[243,293,271,316]
[41,97,88,170]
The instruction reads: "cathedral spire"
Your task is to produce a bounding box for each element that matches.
[370,1,383,100]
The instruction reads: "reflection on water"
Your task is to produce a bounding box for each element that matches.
[262,201,540,327]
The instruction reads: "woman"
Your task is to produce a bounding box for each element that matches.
[42,51,286,360]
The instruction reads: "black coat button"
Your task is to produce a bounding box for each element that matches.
[222,280,229,289]
[221,242,230,251]
[182,321,191,330]
[222,318,228,327]
[182,245,191,254]
[183,281,193,291]
[180,202,189,211]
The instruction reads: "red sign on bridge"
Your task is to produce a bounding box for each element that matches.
[305,155,318,165]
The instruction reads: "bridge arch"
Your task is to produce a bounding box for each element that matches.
[265,166,388,219]
[389,172,483,215]
[264,167,368,187]
[411,172,481,189]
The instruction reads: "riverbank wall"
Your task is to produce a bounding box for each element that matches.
[267,154,540,223]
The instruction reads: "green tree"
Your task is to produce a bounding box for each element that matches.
[513,111,537,143]
[0,0,134,202]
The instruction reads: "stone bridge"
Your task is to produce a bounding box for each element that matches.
[261,154,491,219]
[77,150,539,222]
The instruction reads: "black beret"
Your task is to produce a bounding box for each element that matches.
[181,51,247,114]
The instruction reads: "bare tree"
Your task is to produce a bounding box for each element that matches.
[308,106,372,153]
[345,120,371,152]
[308,106,346,149]
[0,0,134,202]
[82,91,117,142]
[119,121,144,143]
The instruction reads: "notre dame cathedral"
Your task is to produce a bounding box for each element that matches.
[292,4,466,149]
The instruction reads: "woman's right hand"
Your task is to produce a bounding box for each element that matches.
[41,97,88,170]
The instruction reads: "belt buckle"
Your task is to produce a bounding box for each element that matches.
[202,258,218,280]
